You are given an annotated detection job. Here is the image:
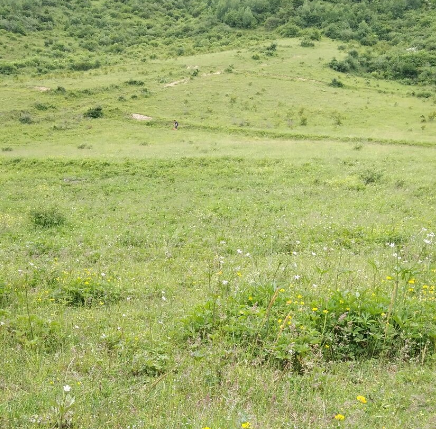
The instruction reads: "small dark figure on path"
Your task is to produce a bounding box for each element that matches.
[173,120,178,130]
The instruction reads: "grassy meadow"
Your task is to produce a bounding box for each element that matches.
[1,37,436,428]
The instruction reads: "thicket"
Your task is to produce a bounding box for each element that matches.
[2,0,436,83]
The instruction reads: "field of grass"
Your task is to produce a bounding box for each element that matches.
[1,37,436,429]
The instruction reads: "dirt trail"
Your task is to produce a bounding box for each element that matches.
[164,70,222,87]
[164,79,189,88]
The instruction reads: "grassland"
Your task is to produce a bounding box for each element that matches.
[1,37,436,428]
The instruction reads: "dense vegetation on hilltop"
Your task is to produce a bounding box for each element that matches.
[1,0,436,84]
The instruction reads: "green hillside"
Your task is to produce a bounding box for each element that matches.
[1,2,436,429]
[2,0,436,83]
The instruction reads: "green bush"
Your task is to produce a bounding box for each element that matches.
[84,106,103,118]
[0,62,17,75]
[278,23,301,38]
[329,78,344,88]
[126,79,144,86]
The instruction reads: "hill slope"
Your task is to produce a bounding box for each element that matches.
[2,0,436,84]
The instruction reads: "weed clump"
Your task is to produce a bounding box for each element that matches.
[183,283,436,372]
[77,143,92,149]
[30,208,66,228]
[301,38,315,48]
[19,112,33,124]
[359,169,383,185]
[50,272,122,307]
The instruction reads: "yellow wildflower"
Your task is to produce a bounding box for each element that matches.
[356,395,367,404]
[334,414,345,421]
[241,423,251,429]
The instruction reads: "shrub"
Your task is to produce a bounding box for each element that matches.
[428,111,436,121]
[300,38,315,48]
[264,17,281,31]
[278,23,301,38]
[19,112,33,124]
[30,208,66,228]
[359,169,383,185]
[69,59,101,71]
[34,103,53,111]
[0,62,17,75]
[126,79,144,86]
[84,106,103,118]
[264,42,277,56]
[328,57,350,73]
[329,78,344,88]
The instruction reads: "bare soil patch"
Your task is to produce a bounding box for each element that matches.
[131,114,152,121]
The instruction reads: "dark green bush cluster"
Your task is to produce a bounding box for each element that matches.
[126,79,145,86]
[329,78,344,88]
[83,106,103,118]
[329,48,436,84]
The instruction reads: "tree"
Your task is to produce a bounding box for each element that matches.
[242,6,257,28]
